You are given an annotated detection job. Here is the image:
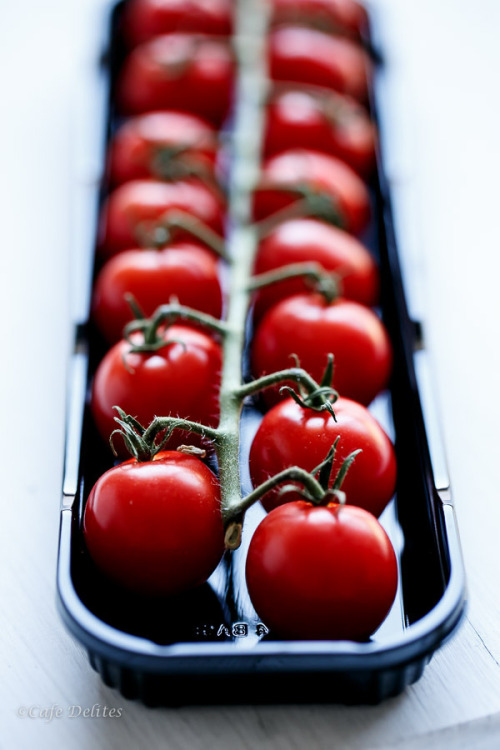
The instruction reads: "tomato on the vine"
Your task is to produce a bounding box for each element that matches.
[107,111,218,186]
[252,217,378,321]
[245,500,398,640]
[249,396,396,517]
[253,149,371,235]
[116,34,234,125]
[83,451,224,597]
[92,242,224,344]
[251,292,392,406]
[123,0,233,47]
[269,26,371,102]
[97,178,226,259]
[91,325,222,456]
[269,0,369,39]
[263,87,376,175]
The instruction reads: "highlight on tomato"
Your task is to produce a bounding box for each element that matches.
[252,217,379,321]
[107,110,219,186]
[83,449,225,597]
[92,241,224,344]
[269,25,371,102]
[253,149,371,235]
[249,395,396,518]
[251,292,392,407]
[97,178,226,259]
[91,322,222,457]
[116,33,234,125]
[262,86,377,175]
[122,0,233,47]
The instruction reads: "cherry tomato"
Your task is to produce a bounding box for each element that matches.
[83,451,224,597]
[116,34,234,125]
[251,292,392,406]
[245,500,398,640]
[252,218,379,321]
[97,179,226,259]
[249,396,396,517]
[263,87,376,175]
[123,0,233,46]
[92,242,224,344]
[253,149,371,235]
[269,0,369,39]
[91,325,222,456]
[107,111,218,186]
[269,26,371,102]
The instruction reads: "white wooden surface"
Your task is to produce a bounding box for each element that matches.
[1,0,500,748]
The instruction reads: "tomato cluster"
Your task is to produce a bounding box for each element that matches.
[82,0,399,643]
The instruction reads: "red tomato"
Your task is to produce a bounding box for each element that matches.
[97,179,226,259]
[249,396,396,517]
[251,292,392,406]
[92,242,224,344]
[107,111,218,186]
[116,34,234,125]
[269,26,371,102]
[245,500,398,640]
[91,325,222,456]
[263,88,376,175]
[269,0,369,39]
[123,0,233,46]
[253,149,371,235]
[83,451,224,596]
[252,218,379,321]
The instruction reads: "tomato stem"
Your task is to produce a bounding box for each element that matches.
[122,300,228,351]
[142,415,220,445]
[252,184,345,240]
[110,407,220,460]
[137,208,228,259]
[236,363,338,418]
[150,145,218,190]
[248,261,341,303]
[236,466,325,515]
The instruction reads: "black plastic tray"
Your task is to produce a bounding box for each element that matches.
[57,0,466,706]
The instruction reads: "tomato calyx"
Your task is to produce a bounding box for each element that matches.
[149,142,218,188]
[234,437,361,528]
[237,353,339,419]
[279,436,361,506]
[110,406,220,462]
[122,298,228,354]
[254,182,346,239]
[249,261,341,304]
[135,208,228,259]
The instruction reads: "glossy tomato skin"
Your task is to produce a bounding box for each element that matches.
[269,26,371,102]
[245,500,398,640]
[253,149,371,236]
[249,396,396,517]
[252,218,378,321]
[251,293,392,407]
[92,242,224,344]
[97,179,226,259]
[269,0,369,39]
[117,34,234,125]
[83,451,224,597]
[263,88,376,175]
[91,325,222,456]
[108,111,218,186]
[123,0,233,46]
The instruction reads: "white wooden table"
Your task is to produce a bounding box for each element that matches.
[1,1,499,747]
